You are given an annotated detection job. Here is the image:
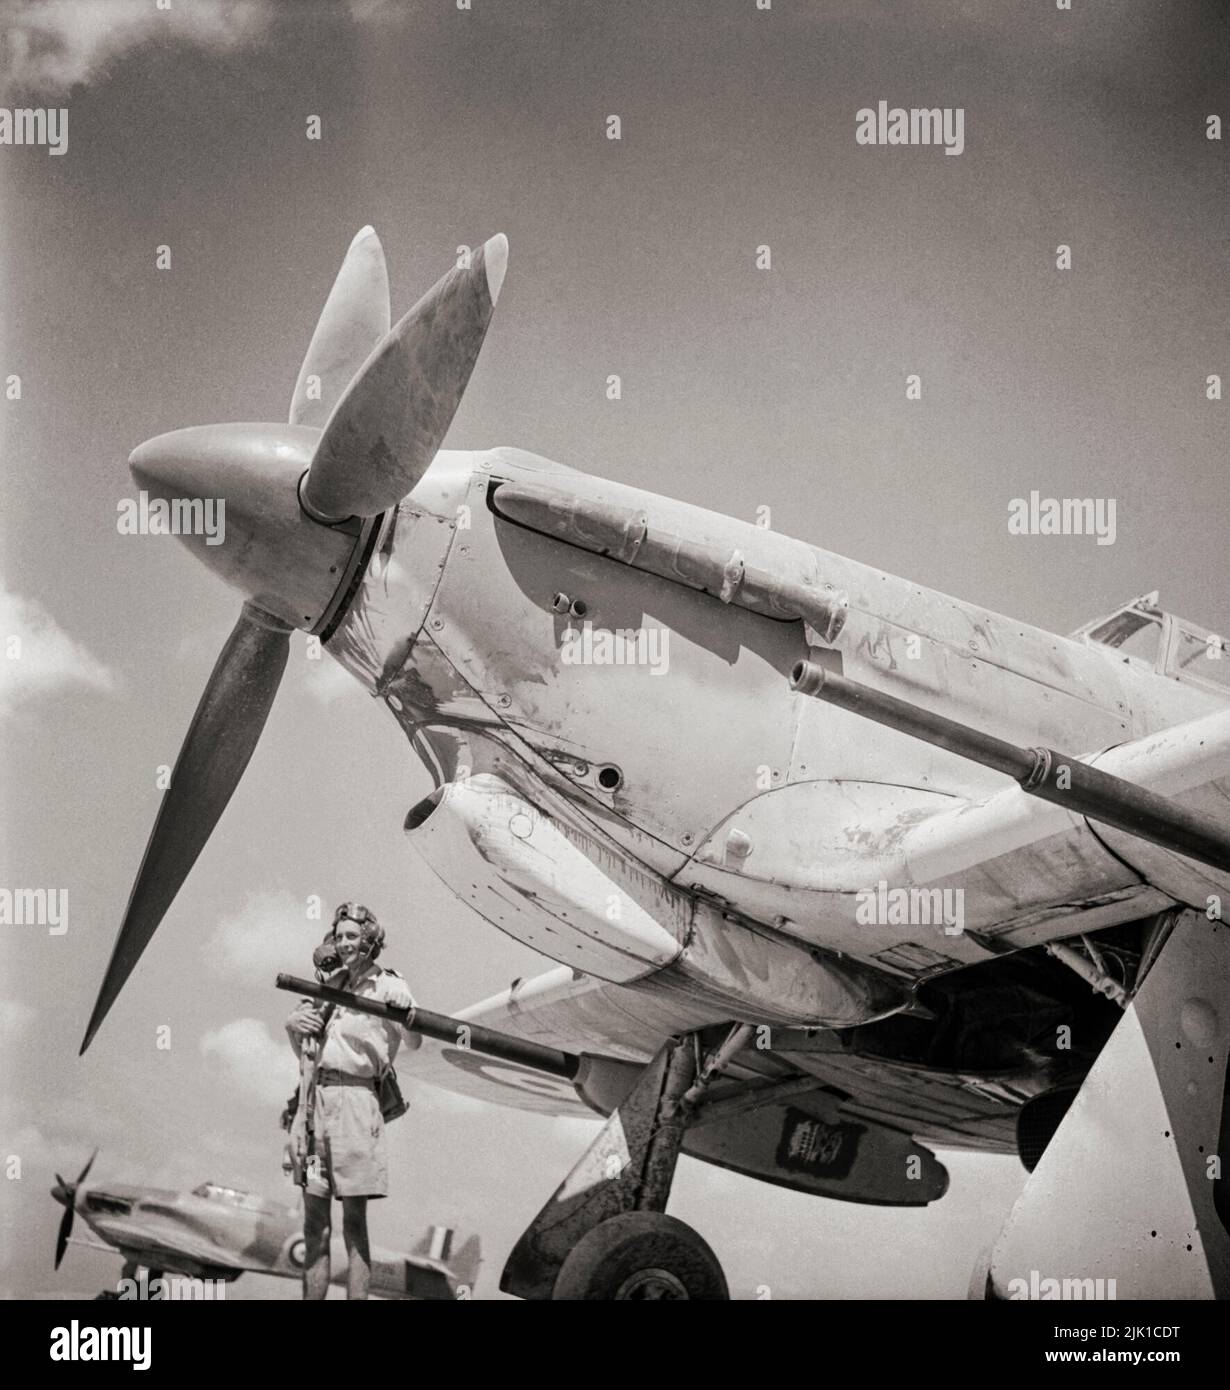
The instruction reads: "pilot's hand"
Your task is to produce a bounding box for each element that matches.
[383,980,413,1011]
[286,1002,325,1037]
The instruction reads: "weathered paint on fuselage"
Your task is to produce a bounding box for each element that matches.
[74,1184,300,1280]
[326,447,1225,993]
[70,1184,456,1297]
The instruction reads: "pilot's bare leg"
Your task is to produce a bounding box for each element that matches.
[302,1193,332,1300]
[341,1197,371,1301]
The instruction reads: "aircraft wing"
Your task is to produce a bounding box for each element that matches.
[408,966,990,1204]
[403,703,1230,1183]
[107,1230,244,1279]
[749,682,1230,966]
[410,969,617,1118]
[412,963,1015,1130]
[87,1204,286,1280]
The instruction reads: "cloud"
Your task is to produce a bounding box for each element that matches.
[176,628,227,663]
[0,999,37,1049]
[0,586,120,712]
[344,0,399,20]
[199,1017,296,1107]
[303,655,364,705]
[0,1118,55,1180]
[0,1085,120,1188]
[205,888,323,982]
[0,0,274,98]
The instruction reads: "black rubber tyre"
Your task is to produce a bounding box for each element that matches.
[552,1212,729,1300]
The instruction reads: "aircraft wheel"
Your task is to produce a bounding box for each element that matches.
[552,1212,728,1300]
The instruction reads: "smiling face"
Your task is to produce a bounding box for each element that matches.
[334,918,364,967]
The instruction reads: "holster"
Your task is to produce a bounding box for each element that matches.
[377,1066,408,1123]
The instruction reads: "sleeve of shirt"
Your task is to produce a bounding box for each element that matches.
[376,970,420,1050]
[286,996,315,1059]
[375,968,415,1002]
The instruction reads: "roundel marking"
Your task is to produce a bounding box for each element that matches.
[442,1047,578,1103]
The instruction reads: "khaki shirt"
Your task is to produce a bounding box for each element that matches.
[309,961,418,1079]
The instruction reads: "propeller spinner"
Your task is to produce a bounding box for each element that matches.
[80,231,508,1052]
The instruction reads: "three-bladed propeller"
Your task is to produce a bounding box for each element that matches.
[80,230,508,1052]
[52,1150,97,1269]
[80,605,292,1051]
[290,225,391,431]
[300,234,507,522]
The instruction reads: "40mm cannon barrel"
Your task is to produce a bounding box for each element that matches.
[790,661,1230,877]
[276,973,580,1080]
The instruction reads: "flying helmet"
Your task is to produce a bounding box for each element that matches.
[327,901,385,961]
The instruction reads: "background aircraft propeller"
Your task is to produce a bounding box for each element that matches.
[52,1150,97,1269]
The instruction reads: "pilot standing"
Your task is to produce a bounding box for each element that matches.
[284,903,418,1300]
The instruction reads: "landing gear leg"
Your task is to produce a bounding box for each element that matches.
[96,1257,141,1300]
[501,1034,729,1300]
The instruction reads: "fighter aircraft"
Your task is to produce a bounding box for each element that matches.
[81,227,1230,1299]
[51,1152,479,1299]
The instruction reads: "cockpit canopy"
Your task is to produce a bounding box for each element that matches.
[191,1182,268,1212]
[1073,591,1230,694]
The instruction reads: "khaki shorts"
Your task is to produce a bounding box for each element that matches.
[304,1084,388,1200]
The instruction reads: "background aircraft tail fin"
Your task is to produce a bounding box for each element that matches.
[450,1233,482,1291]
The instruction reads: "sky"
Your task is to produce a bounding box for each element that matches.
[0,0,1227,1299]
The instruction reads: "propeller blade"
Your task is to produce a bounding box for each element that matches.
[55,1204,73,1269]
[77,1149,98,1186]
[80,605,291,1053]
[300,233,508,522]
[290,226,390,430]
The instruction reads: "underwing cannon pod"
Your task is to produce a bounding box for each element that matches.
[403,774,911,1027]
